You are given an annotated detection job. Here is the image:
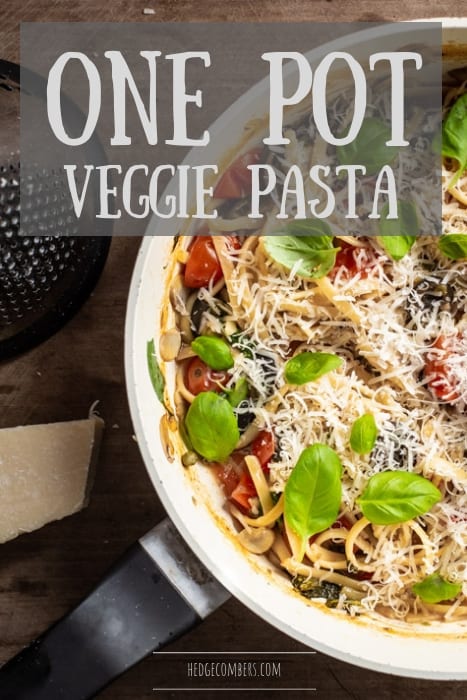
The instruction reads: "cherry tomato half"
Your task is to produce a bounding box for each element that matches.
[230,471,257,511]
[184,237,222,288]
[425,334,463,404]
[184,235,242,288]
[251,430,275,470]
[329,241,380,281]
[212,454,245,496]
[212,455,257,512]
[185,357,229,395]
[214,148,262,199]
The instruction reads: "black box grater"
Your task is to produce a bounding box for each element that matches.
[0,60,111,359]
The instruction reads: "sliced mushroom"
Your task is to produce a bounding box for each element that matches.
[176,345,197,361]
[237,526,275,554]
[169,274,188,313]
[159,328,182,361]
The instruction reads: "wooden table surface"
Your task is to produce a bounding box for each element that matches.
[1,2,467,699]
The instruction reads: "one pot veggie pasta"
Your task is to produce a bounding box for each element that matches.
[158,68,467,626]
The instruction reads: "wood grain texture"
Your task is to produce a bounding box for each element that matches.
[1,2,466,698]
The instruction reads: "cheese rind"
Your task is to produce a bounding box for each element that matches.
[0,417,104,542]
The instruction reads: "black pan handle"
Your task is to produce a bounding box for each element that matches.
[0,519,230,699]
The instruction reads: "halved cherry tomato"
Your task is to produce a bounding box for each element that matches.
[184,235,242,288]
[425,334,463,404]
[230,471,257,511]
[212,454,245,496]
[184,236,222,288]
[212,455,257,512]
[186,357,229,395]
[251,430,275,471]
[214,148,262,199]
[329,241,380,281]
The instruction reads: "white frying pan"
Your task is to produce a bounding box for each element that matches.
[1,19,466,700]
[126,18,467,680]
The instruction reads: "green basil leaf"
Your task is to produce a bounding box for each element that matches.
[284,444,342,560]
[284,351,342,385]
[147,339,165,406]
[377,200,418,261]
[438,233,467,260]
[336,117,398,175]
[224,377,249,407]
[442,93,467,187]
[412,573,462,604]
[264,221,337,280]
[185,391,239,462]
[357,471,442,525]
[191,335,234,370]
[350,414,378,454]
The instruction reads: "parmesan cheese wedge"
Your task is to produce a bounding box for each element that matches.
[0,416,104,543]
